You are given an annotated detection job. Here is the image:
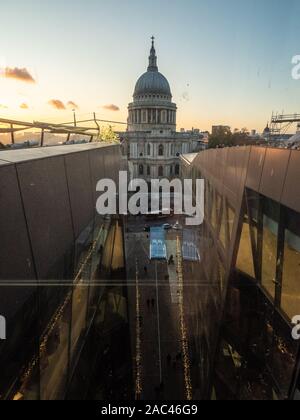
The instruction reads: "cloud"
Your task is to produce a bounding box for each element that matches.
[48,99,66,110]
[103,104,120,112]
[0,104,8,109]
[20,103,29,109]
[4,67,35,83]
[67,101,79,110]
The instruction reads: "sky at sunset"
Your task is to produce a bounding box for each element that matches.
[0,0,300,133]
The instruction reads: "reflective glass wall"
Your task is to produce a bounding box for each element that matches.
[7,214,130,401]
[0,144,127,400]
[182,146,300,400]
[215,189,300,400]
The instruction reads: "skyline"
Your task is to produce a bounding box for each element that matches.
[0,0,300,133]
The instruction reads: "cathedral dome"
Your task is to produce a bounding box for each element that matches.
[134,71,171,97]
[133,37,172,99]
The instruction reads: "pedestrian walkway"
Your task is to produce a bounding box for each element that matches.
[125,227,185,400]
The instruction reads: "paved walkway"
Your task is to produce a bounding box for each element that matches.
[125,228,185,400]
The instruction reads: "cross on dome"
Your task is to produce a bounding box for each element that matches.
[148,36,158,72]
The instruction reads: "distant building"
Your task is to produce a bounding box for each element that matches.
[263,123,271,139]
[121,38,203,181]
[249,129,264,142]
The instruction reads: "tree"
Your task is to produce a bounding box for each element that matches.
[231,128,252,146]
[209,127,259,148]
[97,125,120,143]
[208,126,233,148]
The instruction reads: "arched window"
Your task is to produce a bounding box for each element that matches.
[175,164,180,176]
[147,166,151,176]
[139,165,144,176]
[158,166,164,177]
[158,144,164,156]
[147,143,151,156]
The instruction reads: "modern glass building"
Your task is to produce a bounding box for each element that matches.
[0,143,132,400]
[181,146,300,400]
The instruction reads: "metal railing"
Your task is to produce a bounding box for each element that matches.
[0,114,126,149]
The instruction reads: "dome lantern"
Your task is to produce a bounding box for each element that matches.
[133,37,172,99]
[148,36,158,72]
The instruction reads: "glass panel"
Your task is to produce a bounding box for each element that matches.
[261,206,279,299]
[269,313,298,398]
[211,191,218,230]
[111,221,125,271]
[211,253,226,306]
[246,189,260,252]
[236,215,255,278]
[70,283,88,363]
[15,364,40,401]
[228,205,235,242]
[70,222,94,366]
[216,193,222,221]
[214,340,242,399]
[39,249,74,334]
[40,295,71,400]
[216,280,281,400]
[88,216,110,323]
[218,193,299,401]
[219,201,227,248]
[281,208,300,320]
[102,223,117,271]
[219,256,226,295]
[0,286,39,400]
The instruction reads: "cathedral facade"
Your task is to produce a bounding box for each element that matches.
[121,38,202,181]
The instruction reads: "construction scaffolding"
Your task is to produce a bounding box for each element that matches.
[270,112,300,136]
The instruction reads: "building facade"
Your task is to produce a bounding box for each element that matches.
[121,38,202,181]
[181,146,300,400]
[0,143,132,400]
